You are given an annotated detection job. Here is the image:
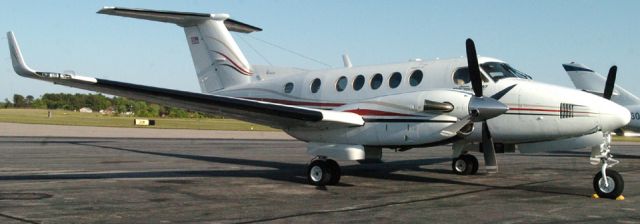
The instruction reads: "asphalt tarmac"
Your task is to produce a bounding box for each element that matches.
[0,137,639,223]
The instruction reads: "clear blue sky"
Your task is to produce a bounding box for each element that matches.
[1,1,638,100]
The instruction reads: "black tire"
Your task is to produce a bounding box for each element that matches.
[593,169,624,199]
[326,159,341,185]
[469,155,479,175]
[452,154,477,175]
[307,160,331,186]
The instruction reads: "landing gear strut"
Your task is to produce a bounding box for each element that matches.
[452,154,479,175]
[591,132,624,199]
[307,157,341,186]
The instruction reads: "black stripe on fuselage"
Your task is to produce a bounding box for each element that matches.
[504,112,591,117]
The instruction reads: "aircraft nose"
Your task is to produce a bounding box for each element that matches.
[598,98,630,132]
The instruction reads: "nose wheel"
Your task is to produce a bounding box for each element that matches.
[591,132,624,199]
[452,154,479,175]
[593,169,624,199]
[307,158,341,186]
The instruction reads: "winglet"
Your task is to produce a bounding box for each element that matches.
[6,31,36,76]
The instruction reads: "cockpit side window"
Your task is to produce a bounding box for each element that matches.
[452,67,489,85]
[480,62,531,81]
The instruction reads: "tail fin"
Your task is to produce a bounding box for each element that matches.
[98,7,261,93]
[563,62,640,106]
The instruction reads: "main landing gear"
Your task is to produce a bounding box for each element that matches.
[307,157,341,186]
[452,154,479,175]
[591,133,624,199]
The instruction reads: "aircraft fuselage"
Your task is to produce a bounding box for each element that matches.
[216,57,628,147]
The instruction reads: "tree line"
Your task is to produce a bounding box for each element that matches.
[1,93,217,118]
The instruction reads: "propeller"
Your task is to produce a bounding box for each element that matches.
[602,65,621,137]
[603,65,617,100]
[441,38,515,173]
[467,39,483,97]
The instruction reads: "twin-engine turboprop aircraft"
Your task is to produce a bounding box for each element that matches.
[7,7,631,198]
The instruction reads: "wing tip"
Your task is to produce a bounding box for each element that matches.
[6,31,36,77]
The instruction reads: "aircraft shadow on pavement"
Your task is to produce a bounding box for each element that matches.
[514,150,640,159]
[0,142,593,197]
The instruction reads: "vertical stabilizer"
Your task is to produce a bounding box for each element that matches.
[97,7,262,93]
[563,62,640,106]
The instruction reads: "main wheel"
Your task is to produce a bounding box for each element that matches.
[326,159,341,185]
[593,169,624,199]
[307,160,332,186]
[452,154,479,175]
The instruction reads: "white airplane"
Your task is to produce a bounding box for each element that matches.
[7,7,631,199]
[564,62,640,134]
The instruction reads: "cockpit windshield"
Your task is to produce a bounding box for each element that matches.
[480,62,532,81]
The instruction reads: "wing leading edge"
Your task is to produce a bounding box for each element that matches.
[6,32,364,128]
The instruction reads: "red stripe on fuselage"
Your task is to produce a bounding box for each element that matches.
[509,107,594,114]
[214,51,253,75]
[344,109,417,117]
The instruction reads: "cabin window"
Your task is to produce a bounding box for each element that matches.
[453,67,471,85]
[353,75,365,91]
[409,70,423,86]
[389,72,402,88]
[336,76,348,92]
[453,66,489,85]
[311,78,321,93]
[284,82,294,93]
[371,73,383,89]
[480,62,531,81]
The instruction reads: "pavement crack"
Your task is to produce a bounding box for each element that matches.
[237,188,490,223]
[0,213,40,224]
[238,179,560,223]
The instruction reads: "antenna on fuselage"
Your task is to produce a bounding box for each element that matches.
[342,54,352,68]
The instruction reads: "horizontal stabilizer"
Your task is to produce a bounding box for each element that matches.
[97,7,262,33]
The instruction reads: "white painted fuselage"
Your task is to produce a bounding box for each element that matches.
[217,57,629,148]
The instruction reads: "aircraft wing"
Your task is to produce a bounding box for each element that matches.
[7,32,364,129]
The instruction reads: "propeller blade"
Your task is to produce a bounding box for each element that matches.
[603,65,617,100]
[440,115,472,137]
[481,122,498,173]
[490,84,517,100]
[466,38,482,97]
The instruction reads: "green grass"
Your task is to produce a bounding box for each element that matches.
[0,108,276,131]
[3,109,639,141]
[613,135,640,142]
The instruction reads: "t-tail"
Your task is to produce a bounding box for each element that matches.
[98,7,261,93]
[563,62,640,106]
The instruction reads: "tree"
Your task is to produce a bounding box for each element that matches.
[168,107,189,118]
[3,98,11,108]
[25,95,34,107]
[30,98,47,109]
[85,94,111,111]
[13,94,26,108]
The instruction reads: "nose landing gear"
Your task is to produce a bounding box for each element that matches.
[591,133,624,199]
